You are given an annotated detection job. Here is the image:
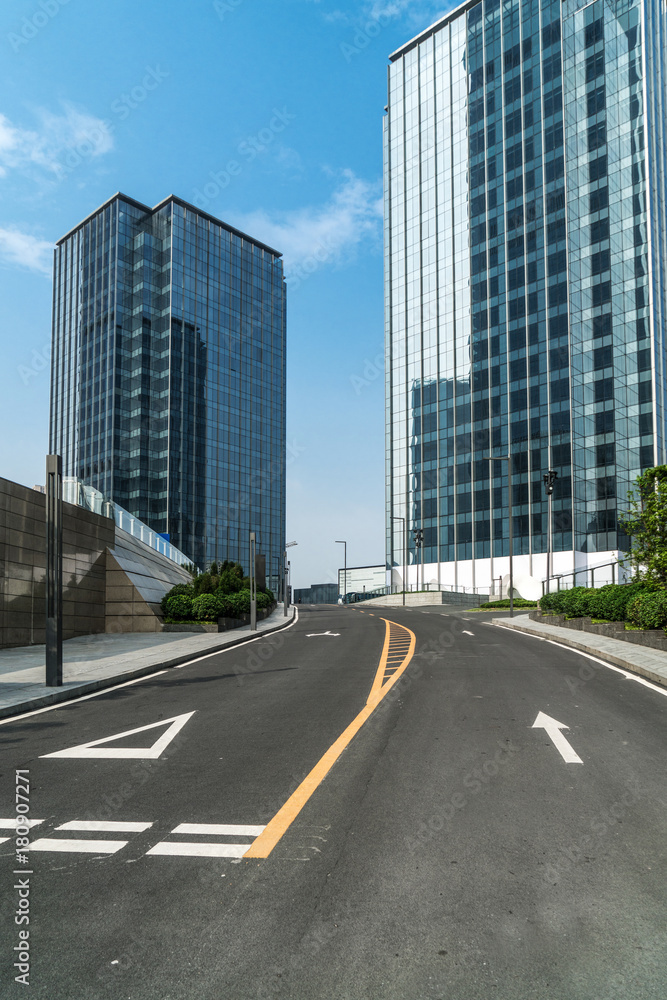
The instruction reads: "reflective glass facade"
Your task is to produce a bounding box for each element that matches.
[385,0,667,590]
[50,194,286,587]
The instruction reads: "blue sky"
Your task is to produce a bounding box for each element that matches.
[0,0,452,589]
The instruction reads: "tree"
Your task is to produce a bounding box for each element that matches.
[619,466,667,587]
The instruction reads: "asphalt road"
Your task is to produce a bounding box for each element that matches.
[1,603,665,999]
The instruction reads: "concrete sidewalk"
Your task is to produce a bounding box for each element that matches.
[494,614,667,690]
[0,605,297,721]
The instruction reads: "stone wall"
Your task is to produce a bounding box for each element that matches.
[106,531,192,633]
[0,477,191,648]
[0,477,113,648]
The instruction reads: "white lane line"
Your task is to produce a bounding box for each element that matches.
[172,823,265,837]
[173,607,301,670]
[0,672,169,726]
[56,820,153,833]
[30,838,128,854]
[484,622,667,698]
[0,819,44,829]
[0,610,300,725]
[146,842,248,858]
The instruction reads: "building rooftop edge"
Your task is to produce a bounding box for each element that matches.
[55,192,283,258]
[388,0,479,62]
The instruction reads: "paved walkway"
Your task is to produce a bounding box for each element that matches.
[494,614,667,690]
[0,606,297,720]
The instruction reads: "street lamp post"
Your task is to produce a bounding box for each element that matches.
[249,531,257,631]
[45,454,63,686]
[484,455,514,618]
[284,541,297,616]
[391,516,406,606]
[335,540,347,602]
[543,470,558,589]
[413,528,423,593]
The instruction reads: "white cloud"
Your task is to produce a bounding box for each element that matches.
[320,0,452,29]
[228,170,382,278]
[0,227,53,276]
[0,104,113,181]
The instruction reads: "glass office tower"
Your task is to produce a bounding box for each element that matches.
[50,194,286,587]
[385,0,667,592]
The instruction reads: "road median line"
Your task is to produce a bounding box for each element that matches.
[244,617,416,859]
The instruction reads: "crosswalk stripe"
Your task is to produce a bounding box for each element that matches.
[146,842,248,858]
[56,820,153,833]
[30,838,128,854]
[172,823,265,837]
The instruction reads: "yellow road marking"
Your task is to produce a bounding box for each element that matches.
[244,617,416,859]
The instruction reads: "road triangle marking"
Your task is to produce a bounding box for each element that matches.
[40,712,196,760]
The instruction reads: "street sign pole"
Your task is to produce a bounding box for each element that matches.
[46,454,63,686]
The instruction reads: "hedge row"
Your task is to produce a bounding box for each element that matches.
[479,598,537,609]
[539,583,664,625]
[165,589,273,623]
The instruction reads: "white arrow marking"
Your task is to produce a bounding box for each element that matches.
[531,711,583,764]
[40,712,195,759]
[306,631,340,637]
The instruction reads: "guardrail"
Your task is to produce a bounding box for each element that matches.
[62,477,195,570]
[541,559,630,596]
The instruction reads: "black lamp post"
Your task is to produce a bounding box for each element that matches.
[543,470,558,586]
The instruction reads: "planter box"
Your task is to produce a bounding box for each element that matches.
[161,603,277,634]
[218,602,277,632]
[162,623,218,633]
[530,610,667,651]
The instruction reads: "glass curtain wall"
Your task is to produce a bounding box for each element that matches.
[51,194,286,589]
[385,0,666,591]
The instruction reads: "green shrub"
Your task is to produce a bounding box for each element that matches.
[588,582,652,622]
[539,587,586,616]
[479,598,537,609]
[165,594,194,621]
[193,571,217,596]
[223,590,252,617]
[626,590,667,629]
[160,583,194,617]
[191,594,224,621]
[540,582,653,622]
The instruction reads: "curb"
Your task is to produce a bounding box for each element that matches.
[492,617,667,690]
[0,607,298,722]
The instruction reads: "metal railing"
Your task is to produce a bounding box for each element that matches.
[541,559,630,596]
[62,477,194,570]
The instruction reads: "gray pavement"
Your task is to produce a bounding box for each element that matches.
[494,613,667,690]
[0,605,297,720]
[1,603,665,999]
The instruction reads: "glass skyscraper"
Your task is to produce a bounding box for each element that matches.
[385,0,666,592]
[50,194,286,588]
